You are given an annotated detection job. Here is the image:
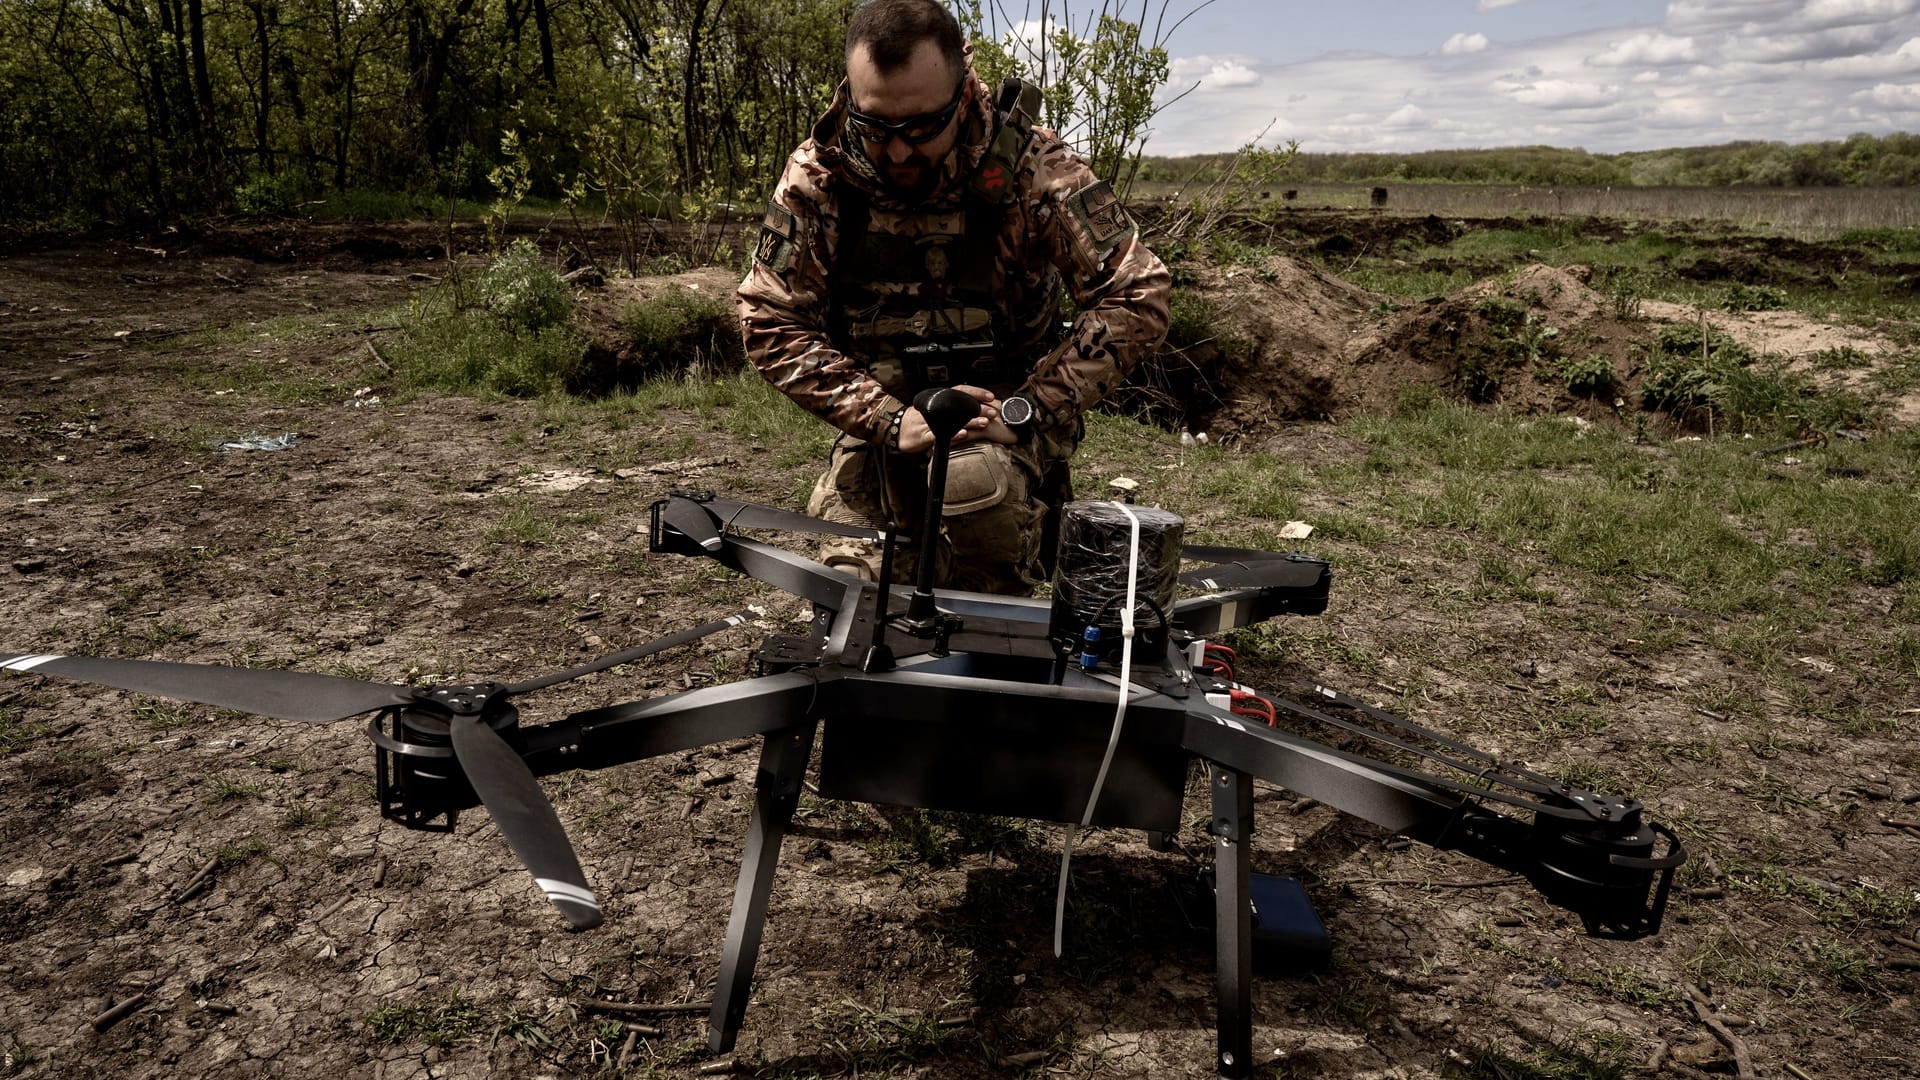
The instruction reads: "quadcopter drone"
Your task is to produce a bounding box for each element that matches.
[3,389,1683,1078]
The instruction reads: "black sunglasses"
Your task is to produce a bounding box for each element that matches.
[846,82,966,146]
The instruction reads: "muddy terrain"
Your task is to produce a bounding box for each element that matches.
[1,218,1916,1079]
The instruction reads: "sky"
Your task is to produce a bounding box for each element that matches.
[1119,0,1920,155]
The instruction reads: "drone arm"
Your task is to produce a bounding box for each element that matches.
[518,671,840,773]
[1181,705,1681,936]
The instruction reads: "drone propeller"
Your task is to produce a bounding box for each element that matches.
[657,495,725,554]
[444,704,602,929]
[1179,555,1327,592]
[700,496,894,542]
[657,494,894,550]
[0,652,415,724]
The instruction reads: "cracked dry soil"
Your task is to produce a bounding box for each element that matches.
[1,224,1917,1079]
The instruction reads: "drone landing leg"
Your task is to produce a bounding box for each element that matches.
[1210,764,1254,1080]
[708,721,819,1054]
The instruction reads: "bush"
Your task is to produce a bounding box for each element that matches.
[621,288,740,375]
[1721,283,1788,312]
[387,245,585,398]
[477,240,573,333]
[233,173,303,218]
[1559,353,1618,397]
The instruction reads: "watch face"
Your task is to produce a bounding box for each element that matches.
[1001,395,1034,426]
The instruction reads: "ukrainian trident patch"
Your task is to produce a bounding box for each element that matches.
[756,203,797,273]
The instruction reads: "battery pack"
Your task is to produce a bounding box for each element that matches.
[1172,869,1332,972]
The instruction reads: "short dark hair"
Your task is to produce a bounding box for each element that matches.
[846,0,965,78]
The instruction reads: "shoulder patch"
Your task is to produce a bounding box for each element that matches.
[1067,180,1135,264]
[756,203,798,273]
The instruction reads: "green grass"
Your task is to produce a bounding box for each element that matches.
[365,992,487,1048]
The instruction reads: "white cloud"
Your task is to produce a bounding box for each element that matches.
[1588,33,1697,66]
[1855,80,1920,105]
[1812,34,1920,74]
[1170,55,1264,92]
[1802,0,1918,29]
[1501,78,1622,108]
[1383,104,1428,127]
[1477,0,1528,10]
[1148,0,1920,154]
[1727,23,1896,62]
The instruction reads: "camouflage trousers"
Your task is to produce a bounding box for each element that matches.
[806,425,1078,595]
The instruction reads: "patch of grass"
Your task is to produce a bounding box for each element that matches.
[135,702,198,732]
[485,497,558,546]
[803,1000,962,1072]
[621,287,740,376]
[0,703,50,754]
[280,800,338,830]
[206,774,266,803]
[387,250,586,398]
[1444,1037,1635,1080]
[366,992,486,1048]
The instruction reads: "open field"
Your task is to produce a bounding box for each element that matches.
[1134,183,1920,236]
[0,216,1916,1079]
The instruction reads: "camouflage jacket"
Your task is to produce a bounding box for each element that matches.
[735,68,1171,446]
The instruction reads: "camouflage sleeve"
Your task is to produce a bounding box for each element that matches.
[735,151,901,442]
[1020,134,1172,431]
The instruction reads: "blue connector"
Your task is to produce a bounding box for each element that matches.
[1079,625,1101,671]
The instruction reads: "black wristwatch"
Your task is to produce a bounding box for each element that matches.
[999,394,1035,434]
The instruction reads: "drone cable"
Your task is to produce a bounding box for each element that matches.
[1054,500,1144,958]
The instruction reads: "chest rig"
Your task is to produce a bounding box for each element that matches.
[830,79,1060,398]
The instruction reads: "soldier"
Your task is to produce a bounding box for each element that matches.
[736,0,1170,594]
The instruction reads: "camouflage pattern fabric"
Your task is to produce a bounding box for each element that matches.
[737,65,1170,591]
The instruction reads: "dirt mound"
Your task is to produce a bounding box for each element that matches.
[1147,256,1381,435]
[1343,264,1639,418]
[571,266,744,389]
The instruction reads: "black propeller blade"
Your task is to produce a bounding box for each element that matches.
[447,712,602,930]
[701,496,896,543]
[0,652,415,724]
[1179,556,1329,592]
[657,496,724,554]
[506,612,754,695]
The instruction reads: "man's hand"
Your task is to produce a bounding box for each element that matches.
[894,385,1016,453]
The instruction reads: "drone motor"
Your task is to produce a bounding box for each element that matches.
[369,696,520,829]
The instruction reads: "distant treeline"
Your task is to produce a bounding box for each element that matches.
[1139,133,1920,189]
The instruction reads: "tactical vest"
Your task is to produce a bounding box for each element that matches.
[830,79,1062,399]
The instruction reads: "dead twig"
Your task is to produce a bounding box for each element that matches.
[172,855,220,903]
[365,340,393,375]
[579,998,713,1017]
[90,993,147,1032]
[1349,876,1523,889]
[1683,983,1755,1080]
[1783,1065,1815,1080]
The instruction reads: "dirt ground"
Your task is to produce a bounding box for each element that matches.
[1,220,1917,1079]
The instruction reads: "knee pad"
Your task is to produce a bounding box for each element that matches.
[940,443,1014,516]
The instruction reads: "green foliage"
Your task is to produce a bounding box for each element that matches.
[621,288,740,375]
[1554,353,1618,398]
[233,173,304,219]
[957,1,1191,197]
[477,241,573,333]
[1142,131,1920,189]
[365,993,486,1049]
[1721,282,1788,312]
[391,260,586,399]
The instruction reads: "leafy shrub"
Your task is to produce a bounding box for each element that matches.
[476,240,573,332]
[621,287,741,375]
[233,173,302,218]
[1558,353,1618,397]
[1721,283,1788,312]
[1640,323,1873,432]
